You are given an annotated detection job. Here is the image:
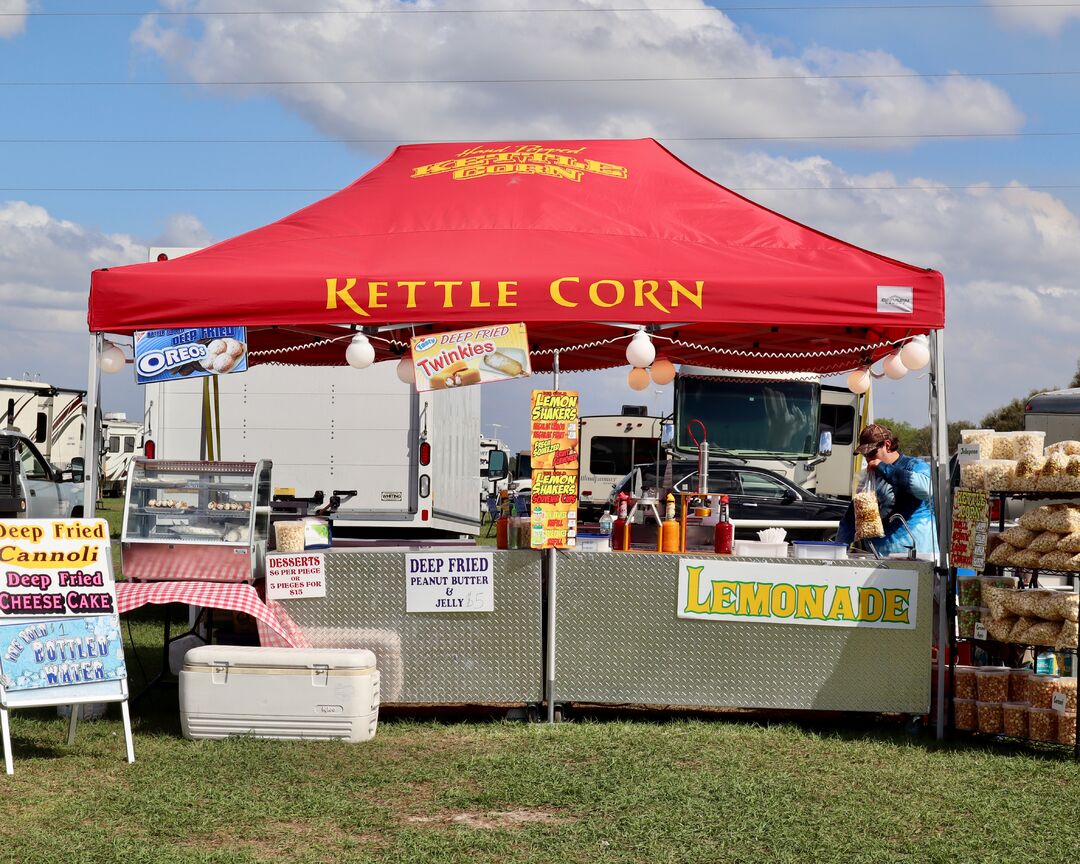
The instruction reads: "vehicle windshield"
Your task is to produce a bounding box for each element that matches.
[614,462,756,500]
[675,377,821,459]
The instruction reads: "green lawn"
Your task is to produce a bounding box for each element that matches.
[22,501,1071,862]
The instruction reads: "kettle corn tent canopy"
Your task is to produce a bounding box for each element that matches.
[85,138,951,729]
[88,138,943,371]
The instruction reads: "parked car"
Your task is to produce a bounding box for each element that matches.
[0,431,84,519]
[606,459,847,540]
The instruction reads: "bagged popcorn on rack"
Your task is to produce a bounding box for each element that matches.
[960,428,995,460]
[1013,430,1045,459]
[983,460,1017,492]
[1046,439,1080,457]
[1029,531,1065,553]
[1024,620,1063,647]
[1056,619,1079,651]
[1001,525,1037,548]
[1058,531,1080,553]
[1009,547,1044,569]
[1037,451,1070,492]
[959,461,988,490]
[1044,505,1080,534]
[1012,454,1044,491]
[1062,456,1080,493]
[986,542,1015,567]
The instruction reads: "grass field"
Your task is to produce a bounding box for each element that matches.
[4,502,1079,862]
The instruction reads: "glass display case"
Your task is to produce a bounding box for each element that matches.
[121,458,273,583]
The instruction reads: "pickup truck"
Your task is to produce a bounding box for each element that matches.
[0,431,84,519]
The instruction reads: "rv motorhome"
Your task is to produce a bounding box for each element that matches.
[0,378,86,470]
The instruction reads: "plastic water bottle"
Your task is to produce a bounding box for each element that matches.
[599,510,613,536]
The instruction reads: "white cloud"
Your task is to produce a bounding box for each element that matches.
[101,1,1080,431]
[985,0,1080,35]
[0,201,144,400]
[0,0,27,39]
[153,213,214,248]
[133,0,1023,147]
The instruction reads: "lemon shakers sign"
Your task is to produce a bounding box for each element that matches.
[677,559,918,629]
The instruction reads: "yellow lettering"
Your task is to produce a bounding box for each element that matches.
[857,587,884,622]
[670,279,704,310]
[368,281,388,310]
[325,277,368,317]
[736,582,770,617]
[709,580,739,615]
[683,566,710,614]
[882,589,911,624]
[827,587,856,621]
[589,279,625,309]
[633,279,669,314]
[399,281,424,309]
[435,280,461,309]
[550,277,579,308]
[795,584,827,620]
[770,584,796,618]
[469,280,490,308]
[497,281,518,307]
[583,159,629,179]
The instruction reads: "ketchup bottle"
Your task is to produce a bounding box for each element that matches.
[714,494,734,555]
[496,494,510,550]
[611,493,630,551]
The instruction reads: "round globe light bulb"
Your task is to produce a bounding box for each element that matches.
[847,367,871,395]
[650,355,677,385]
[98,342,126,374]
[628,367,650,391]
[883,351,908,380]
[395,353,416,385]
[345,333,375,369]
[625,330,656,368]
[900,335,930,371]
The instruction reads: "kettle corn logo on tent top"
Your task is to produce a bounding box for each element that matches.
[88,139,943,372]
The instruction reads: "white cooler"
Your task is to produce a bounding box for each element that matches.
[180,646,380,743]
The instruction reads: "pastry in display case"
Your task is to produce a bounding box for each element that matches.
[121,458,272,583]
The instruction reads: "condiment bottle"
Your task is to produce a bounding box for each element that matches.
[661,493,681,553]
[713,494,734,555]
[496,493,510,550]
[612,494,630,551]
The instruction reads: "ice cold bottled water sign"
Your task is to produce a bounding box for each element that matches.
[405,552,494,612]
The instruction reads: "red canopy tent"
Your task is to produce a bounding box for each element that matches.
[84,139,952,734]
[88,138,943,374]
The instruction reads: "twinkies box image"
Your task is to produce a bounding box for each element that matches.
[179,646,379,743]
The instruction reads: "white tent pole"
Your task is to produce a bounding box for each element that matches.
[83,333,103,519]
[929,329,951,741]
[546,351,560,723]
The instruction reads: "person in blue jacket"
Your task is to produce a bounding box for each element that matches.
[836,423,938,557]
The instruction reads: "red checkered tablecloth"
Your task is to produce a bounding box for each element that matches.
[116,581,310,648]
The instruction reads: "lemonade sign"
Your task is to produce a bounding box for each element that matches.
[677,559,918,629]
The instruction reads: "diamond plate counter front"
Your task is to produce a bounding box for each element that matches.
[280,550,543,705]
[554,554,933,713]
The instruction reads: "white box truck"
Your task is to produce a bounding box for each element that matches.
[144,362,482,537]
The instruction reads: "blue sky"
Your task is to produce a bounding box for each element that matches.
[2,0,1079,451]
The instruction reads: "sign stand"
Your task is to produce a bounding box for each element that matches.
[1,687,135,776]
[0,518,134,775]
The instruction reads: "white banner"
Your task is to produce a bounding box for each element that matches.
[405,552,494,613]
[677,558,918,629]
[266,553,326,600]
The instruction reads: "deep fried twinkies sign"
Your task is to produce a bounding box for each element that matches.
[677,559,918,629]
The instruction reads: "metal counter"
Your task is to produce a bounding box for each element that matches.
[280,550,543,705]
[553,553,933,713]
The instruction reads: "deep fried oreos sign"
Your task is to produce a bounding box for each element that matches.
[133,326,248,384]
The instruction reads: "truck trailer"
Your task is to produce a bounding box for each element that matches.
[143,362,482,537]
